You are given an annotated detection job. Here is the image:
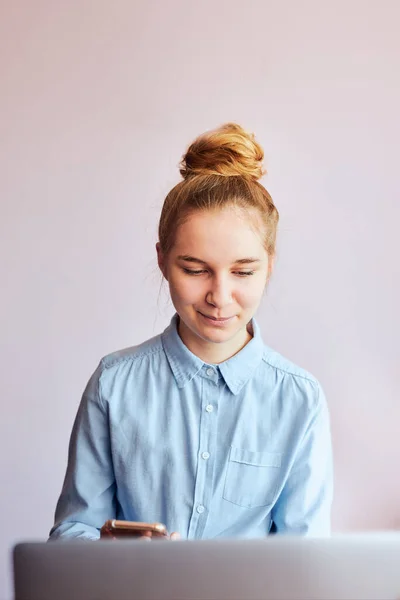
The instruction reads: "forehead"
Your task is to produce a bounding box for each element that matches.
[172,207,267,264]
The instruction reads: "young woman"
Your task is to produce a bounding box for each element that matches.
[49,123,333,541]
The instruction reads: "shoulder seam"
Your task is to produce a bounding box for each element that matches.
[97,366,106,412]
[261,353,318,385]
[97,345,164,410]
[100,345,164,370]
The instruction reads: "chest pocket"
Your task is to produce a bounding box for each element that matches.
[223,447,282,508]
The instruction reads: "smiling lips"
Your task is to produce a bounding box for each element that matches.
[199,312,234,322]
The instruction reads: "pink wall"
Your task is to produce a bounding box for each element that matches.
[1,1,399,597]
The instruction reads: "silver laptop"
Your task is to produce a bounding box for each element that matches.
[13,534,400,600]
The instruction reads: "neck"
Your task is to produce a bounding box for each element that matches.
[178,319,253,364]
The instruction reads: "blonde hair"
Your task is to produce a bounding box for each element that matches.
[158,122,279,257]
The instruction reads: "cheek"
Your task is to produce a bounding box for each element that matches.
[169,274,204,303]
[235,279,266,307]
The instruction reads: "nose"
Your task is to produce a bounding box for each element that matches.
[206,274,233,309]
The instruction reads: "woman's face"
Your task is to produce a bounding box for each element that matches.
[157,206,272,362]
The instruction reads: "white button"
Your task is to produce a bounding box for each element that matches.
[201,451,210,460]
[196,505,205,514]
[205,404,213,413]
[206,368,214,377]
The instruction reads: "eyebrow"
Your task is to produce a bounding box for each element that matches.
[177,255,261,265]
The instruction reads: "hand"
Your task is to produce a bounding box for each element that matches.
[138,531,181,542]
[100,522,180,541]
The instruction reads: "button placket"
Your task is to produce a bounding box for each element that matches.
[187,372,219,539]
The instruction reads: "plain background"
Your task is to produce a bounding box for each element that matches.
[1,0,399,597]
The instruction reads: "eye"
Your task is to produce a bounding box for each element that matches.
[182,268,207,275]
[181,268,255,277]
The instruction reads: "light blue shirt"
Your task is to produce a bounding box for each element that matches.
[49,314,333,540]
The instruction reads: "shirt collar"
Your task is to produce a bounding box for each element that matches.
[161,313,265,395]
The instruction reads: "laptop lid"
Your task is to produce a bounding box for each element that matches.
[13,535,400,600]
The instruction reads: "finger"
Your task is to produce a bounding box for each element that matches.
[141,531,153,538]
[139,535,152,542]
[170,532,181,541]
[100,526,113,539]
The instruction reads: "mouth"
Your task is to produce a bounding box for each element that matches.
[198,312,235,323]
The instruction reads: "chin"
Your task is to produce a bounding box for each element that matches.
[198,329,233,344]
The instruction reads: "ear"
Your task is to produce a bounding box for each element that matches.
[156,242,169,281]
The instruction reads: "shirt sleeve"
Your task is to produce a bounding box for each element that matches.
[271,383,333,536]
[48,362,116,540]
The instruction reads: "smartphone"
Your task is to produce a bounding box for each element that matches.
[101,519,168,539]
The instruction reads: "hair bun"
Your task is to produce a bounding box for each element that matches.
[180,122,266,182]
